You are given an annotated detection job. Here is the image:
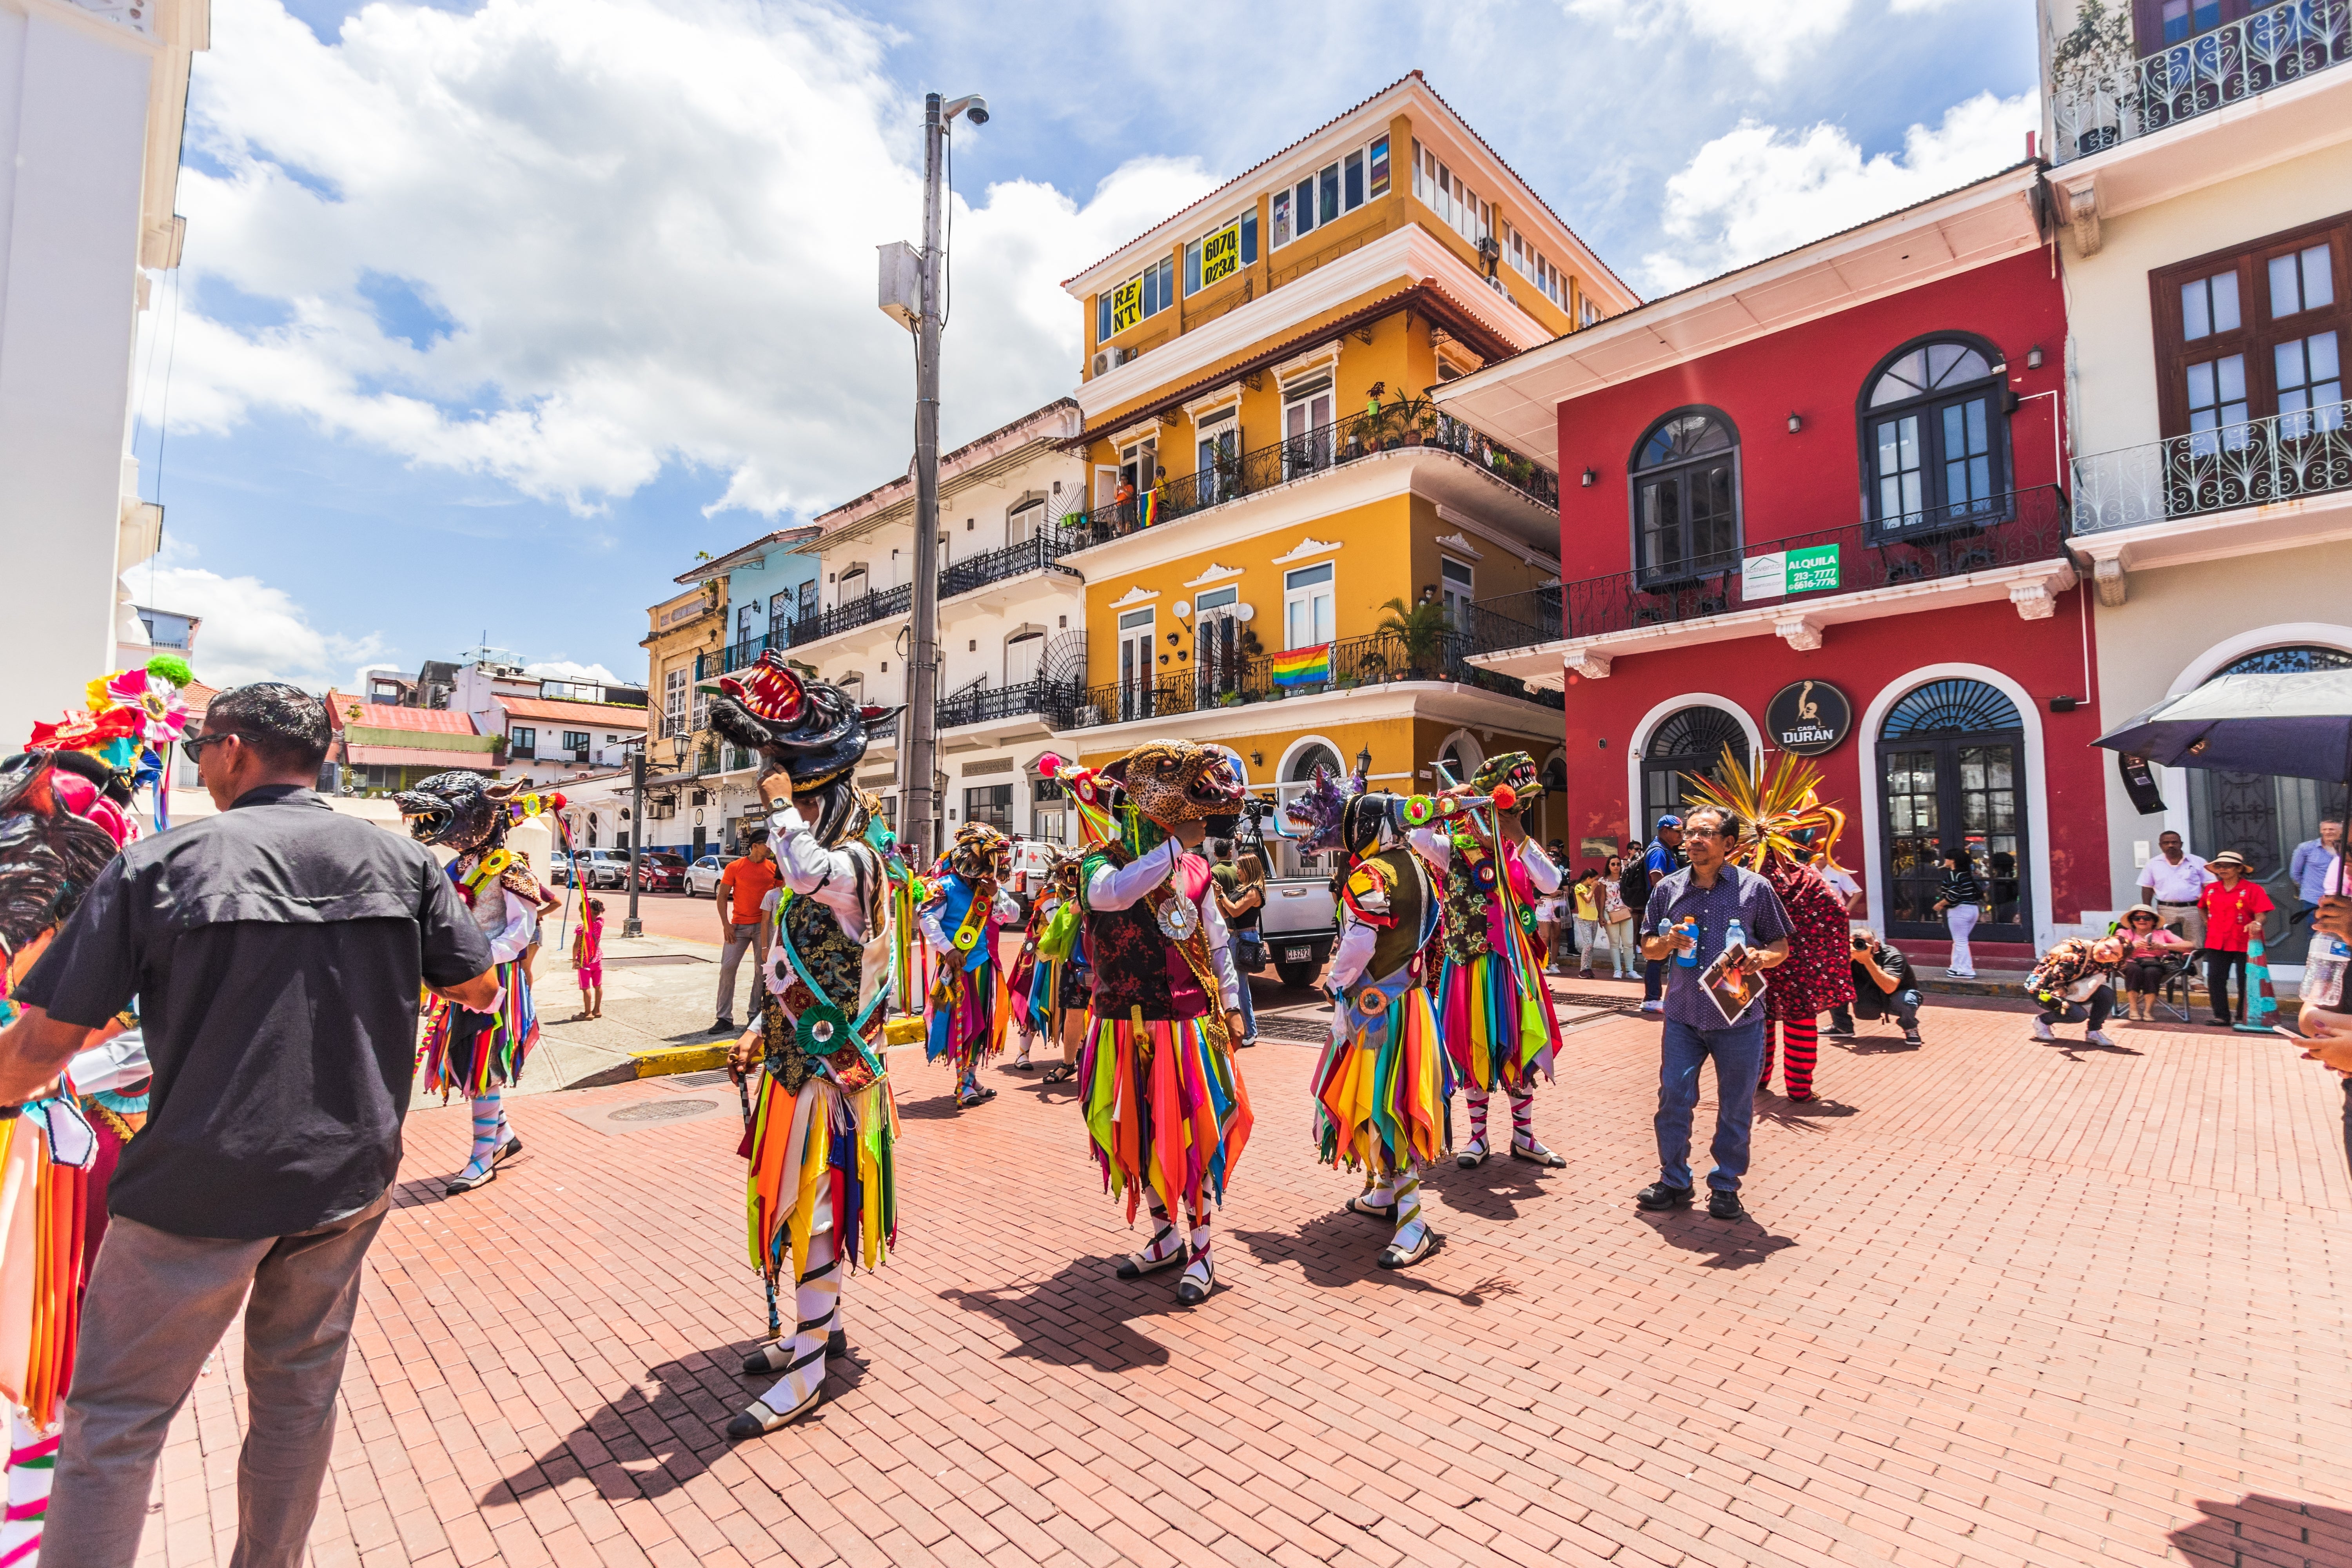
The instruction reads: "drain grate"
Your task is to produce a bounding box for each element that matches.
[1253,1015,1334,1043]
[666,1069,735,1088]
[609,1097,720,1123]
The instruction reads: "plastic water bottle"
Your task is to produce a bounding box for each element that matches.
[2302,932,2348,1008]
[1724,918,1748,960]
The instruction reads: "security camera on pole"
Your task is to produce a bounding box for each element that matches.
[879,90,987,871]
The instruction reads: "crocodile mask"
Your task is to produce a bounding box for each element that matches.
[393,771,517,855]
[1469,751,1543,802]
[1100,740,1247,828]
[705,652,903,847]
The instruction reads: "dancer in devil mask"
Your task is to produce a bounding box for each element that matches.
[919,822,1020,1108]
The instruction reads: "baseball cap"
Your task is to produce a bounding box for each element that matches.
[1654,813,1683,829]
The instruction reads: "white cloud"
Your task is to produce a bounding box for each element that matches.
[1640,89,2037,293]
[1889,0,1973,11]
[1566,0,1856,83]
[136,561,389,693]
[165,0,1217,519]
[527,660,628,687]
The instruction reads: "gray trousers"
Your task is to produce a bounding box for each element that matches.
[714,923,766,1020]
[45,1195,390,1568]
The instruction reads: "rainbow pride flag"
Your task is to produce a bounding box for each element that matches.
[1138,486,1161,528]
[1271,642,1332,688]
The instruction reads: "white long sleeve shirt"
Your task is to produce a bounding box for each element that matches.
[760,801,887,1002]
[1408,828,1564,897]
[917,884,1024,956]
[1083,838,1240,1010]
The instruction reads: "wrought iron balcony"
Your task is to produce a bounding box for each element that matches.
[1461,486,2072,649]
[1060,630,1561,733]
[937,679,1081,731]
[2051,0,2349,165]
[2073,400,2352,532]
[1068,406,1558,550]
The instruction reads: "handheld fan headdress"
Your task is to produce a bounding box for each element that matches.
[703,652,903,848]
[1677,745,1852,875]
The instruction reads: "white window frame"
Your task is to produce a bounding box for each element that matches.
[1269,133,1390,252]
[1283,562,1335,650]
[1007,499,1043,547]
[1440,557,1474,630]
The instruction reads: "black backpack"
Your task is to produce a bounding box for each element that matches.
[1618,856,1653,918]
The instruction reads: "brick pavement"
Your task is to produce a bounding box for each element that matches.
[134,995,2352,1568]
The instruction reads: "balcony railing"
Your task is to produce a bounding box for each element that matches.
[1458,486,2072,650]
[2073,401,2352,532]
[937,679,1081,731]
[1061,630,1561,733]
[2051,0,2350,164]
[1067,406,1559,550]
[704,528,1087,674]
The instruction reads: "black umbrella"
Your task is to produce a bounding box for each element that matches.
[2094,670,2352,783]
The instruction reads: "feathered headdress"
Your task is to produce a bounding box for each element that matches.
[1677,745,1852,876]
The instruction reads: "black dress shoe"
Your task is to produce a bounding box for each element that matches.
[1636,1181,1693,1211]
[1708,1188,1747,1221]
[713,1017,737,1034]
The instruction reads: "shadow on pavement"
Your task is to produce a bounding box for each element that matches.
[1636,1209,1798,1270]
[940,1253,1189,1371]
[2169,1495,2352,1568]
[1229,1210,1514,1307]
[1755,1096,1860,1132]
[1840,1033,1922,1055]
[1421,1156,1553,1221]
[488,1343,871,1504]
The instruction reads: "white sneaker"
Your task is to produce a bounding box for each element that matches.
[2085,1030,2116,1048]
[2031,1018,2054,1042]
[1639,1000,1664,1014]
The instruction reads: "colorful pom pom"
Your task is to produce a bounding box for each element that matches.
[1491,784,1517,810]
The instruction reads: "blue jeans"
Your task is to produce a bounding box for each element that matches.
[1229,933,1259,1042]
[1654,1015,1767,1192]
[1643,958,1666,1002]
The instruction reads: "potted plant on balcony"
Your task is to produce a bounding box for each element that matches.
[2053,0,2134,157]
[1377,595,1450,681]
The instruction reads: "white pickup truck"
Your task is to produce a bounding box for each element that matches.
[1248,876,1339,989]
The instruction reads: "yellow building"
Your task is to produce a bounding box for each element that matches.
[1058,72,1636,861]
[639,577,728,853]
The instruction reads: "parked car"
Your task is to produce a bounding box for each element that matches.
[550,850,575,887]
[685,853,740,898]
[1255,875,1338,989]
[635,851,688,892]
[571,848,635,890]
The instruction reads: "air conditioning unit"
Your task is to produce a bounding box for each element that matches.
[1093,352,1108,375]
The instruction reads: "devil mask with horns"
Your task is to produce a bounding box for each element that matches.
[705,652,904,848]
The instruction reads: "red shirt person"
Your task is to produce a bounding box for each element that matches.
[2196,850,2274,1025]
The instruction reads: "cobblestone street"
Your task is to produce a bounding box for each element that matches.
[145,995,2352,1568]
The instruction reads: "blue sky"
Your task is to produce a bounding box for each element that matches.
[138,0,2039,692]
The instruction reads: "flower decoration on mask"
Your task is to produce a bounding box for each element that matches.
[103,665,191,748]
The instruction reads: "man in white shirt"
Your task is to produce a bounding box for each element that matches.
[2137,831,2214,947]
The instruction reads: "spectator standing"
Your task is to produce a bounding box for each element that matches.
[1844,931,1924,1044]
[2291,814,2346,927]
[1635,805,1791,1222]
[2198,850,2274,1025]
[2137,831,2214,946]
[572,897,606,1020]
[2115,903,2192,1020]
[0,684,498,1568]
[1570,869,1606,977]
[1633,816,1684,1014]
[712,829,779,1033]
[1931,848,1985,978]
[1214,848,1265,1048]
[1601,855,1637,979]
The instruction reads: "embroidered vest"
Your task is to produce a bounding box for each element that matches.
[1081,844,1210,1022]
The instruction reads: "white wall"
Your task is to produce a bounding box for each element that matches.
[0,2,173,749]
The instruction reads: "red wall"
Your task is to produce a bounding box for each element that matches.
[1548,247,2105,936]
[1555,249,2069,580]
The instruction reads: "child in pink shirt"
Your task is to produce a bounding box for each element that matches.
[573,898,605,1019]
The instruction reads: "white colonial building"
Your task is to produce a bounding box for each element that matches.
[0,0,207,744]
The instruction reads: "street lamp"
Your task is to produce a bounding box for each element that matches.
[1356,745,1373,778]
[882,87,988,872]
[622,739,647,938]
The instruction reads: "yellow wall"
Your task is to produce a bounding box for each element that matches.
[1080,493,1554,690]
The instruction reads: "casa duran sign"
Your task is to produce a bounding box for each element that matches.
[1765,679,1852,757]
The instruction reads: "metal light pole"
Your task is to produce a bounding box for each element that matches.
[895,89,987,870]
[622,743,646,938]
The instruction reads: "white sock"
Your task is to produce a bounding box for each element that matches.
[1465,1089,1490,1149]
[755,1210,837,1414]
[1390,1170,1427,1252]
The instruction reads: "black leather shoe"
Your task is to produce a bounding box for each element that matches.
[713,1017,737,1034]
[1708,1188,1747,1221]
[1635,1181,1693,1211]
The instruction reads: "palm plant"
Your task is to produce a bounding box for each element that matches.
[1376,595,1451,678]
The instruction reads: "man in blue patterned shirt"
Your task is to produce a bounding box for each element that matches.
[1636,804,1791,1221]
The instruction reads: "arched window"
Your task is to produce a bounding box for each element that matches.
[1286,743,1343,789]
[1630,409,1739,585]
[1640,705,1749,841]
[1876,677,2027,942]
[1860,335,2009,536]
[2218,645,2352,677]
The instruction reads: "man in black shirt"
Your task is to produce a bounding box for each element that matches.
[0,684,497,1568]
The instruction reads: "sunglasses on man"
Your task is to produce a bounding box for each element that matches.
[180,729,241,760]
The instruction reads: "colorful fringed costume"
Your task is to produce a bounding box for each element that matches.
[1006,851,1088,1079]
[706,653,904,1437]
[396,773,558,1194]
[1047,745,1253,1305]
[918,824,1018,1106]
[1410,752,1567,1169]
[1285,766,1451,1267]
[0,746,147,1568]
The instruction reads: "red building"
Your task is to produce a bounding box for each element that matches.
[1437,165,2107,968]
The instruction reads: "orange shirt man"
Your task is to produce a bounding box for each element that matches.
[713,834,780,1031]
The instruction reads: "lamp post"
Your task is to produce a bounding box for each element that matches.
[622,742,646,938]
[896,89,988,872]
